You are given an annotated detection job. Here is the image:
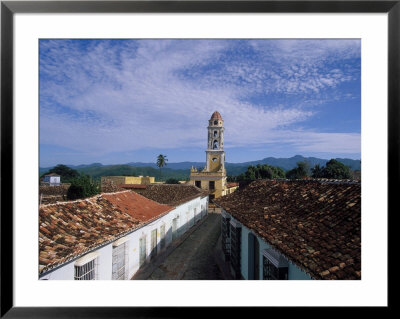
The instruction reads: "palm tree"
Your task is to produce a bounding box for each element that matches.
[156,154,168,181]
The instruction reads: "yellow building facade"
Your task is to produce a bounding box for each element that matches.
[101,175,155,187]
[189,111,228,201]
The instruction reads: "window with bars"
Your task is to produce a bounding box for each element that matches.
[262,249,288,280]
[74,253,98,280]
[221,215,231,260]
[112,239,129,280]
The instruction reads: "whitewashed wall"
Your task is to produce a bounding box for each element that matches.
[40,195,208,280]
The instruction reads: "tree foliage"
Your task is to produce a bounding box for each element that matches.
[311,159,352,179]
[165,178,180,184]
[41,164,79,183]
[235,163,286,181]
[286,161,310,179]
[156,154,168,180]
[66,174,100,200]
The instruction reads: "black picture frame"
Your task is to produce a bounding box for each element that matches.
[1,0,395,317]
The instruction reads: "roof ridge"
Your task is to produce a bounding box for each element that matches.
[103,188,174,209]
[251,178,360,185]
[40,190,132,207]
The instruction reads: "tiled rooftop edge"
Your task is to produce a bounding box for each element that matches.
[215,179,361,280]
[39,190,176,276]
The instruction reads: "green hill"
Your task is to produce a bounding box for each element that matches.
[39,155,360,181]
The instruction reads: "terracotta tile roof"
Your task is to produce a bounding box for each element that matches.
[215,179,361,280]
[227,182,239,188]
[119,184,147,189]
[210,111,222,120]
[102,191,173,222]
[140,184,208,207]
[39,191,173,275]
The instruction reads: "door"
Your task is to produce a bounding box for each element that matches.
[160,224,166,249]
[172,217,178,240]
[254,237,260,279]
[150,229,157,260]
[248,233,260,280]
[139,236,146,267]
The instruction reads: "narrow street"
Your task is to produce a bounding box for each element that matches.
[132,210,225,280]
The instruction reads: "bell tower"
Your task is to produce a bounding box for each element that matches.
[206,111,225,172]
[189,111,227,200]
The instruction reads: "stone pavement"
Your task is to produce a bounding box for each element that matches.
[132,209,232,280]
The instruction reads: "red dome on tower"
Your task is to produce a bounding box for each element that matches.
[210,111,222,120]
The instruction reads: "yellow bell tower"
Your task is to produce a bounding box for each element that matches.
[189,111,227,201]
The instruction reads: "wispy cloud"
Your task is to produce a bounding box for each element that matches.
[40,39,360,164]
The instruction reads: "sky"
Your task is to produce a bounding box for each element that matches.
[39,39,361,167]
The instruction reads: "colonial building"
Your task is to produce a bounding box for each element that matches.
[42,173,61,186]
[189,111,228,201]
[101,176,155,188]
[215,179,361,280]
[39,185,208,280]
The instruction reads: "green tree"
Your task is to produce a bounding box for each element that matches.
[245,165,256,180]
[66,174,100,200]
[311,164,324,178]
[237,164,286,181]
[286,161,310,179]
[156,154,168,180]
[165,178,180,184]
[321,159,352,179]
[41,164,79,183]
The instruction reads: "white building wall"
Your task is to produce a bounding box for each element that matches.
[40,262,74,280]
[40,195,208,280]
[50,176,61,185]
[96,245,112,280]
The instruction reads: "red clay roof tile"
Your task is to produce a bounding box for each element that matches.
[39,191,173,275]
[215,179,361,280]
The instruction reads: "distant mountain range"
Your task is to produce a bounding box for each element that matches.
[39,155,361,179]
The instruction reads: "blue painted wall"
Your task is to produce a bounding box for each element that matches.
[229,215,311,280]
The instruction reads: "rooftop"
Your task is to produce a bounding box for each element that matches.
[39,191,173,275]
[44,173,60,177]
[140,184,208,207]
[210,111,222,120]
[118,184,147,189]
[215,179,361,280]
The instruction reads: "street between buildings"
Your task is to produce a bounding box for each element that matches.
[132,209,229,280]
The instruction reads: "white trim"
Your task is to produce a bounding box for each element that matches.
[112,236,130,247]
[74,251,99,267]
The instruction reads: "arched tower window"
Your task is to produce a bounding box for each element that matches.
[213,140,218,149]
[214,131,218,138]
[214,120,218,125]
